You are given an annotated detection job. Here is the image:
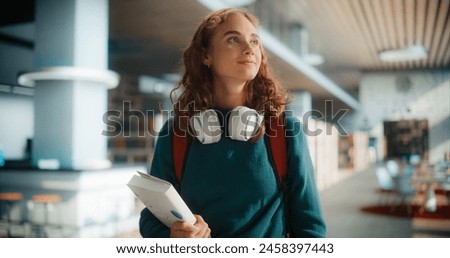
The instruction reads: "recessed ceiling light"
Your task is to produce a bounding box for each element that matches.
[378,45,427,62]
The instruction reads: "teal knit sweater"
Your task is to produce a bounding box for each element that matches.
[139,110,326,237]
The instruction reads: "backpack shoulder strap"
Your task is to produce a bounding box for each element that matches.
[268,113,287,187]
[268,113,291,237]
[172,132,189,184]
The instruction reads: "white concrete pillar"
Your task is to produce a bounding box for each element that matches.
[19,0,118,170]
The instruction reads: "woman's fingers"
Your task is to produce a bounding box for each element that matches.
[203,227,212,238]
[194,222,209,238]
[170,221,199,238]
[172,221,199,232]
[193,215,211,238]
[170,214,211,238]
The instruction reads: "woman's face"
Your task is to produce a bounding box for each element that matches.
[203,13,262,86]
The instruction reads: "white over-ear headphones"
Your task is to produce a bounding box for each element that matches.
[189,106,264,144]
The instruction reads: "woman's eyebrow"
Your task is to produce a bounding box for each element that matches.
[223,30,259,38]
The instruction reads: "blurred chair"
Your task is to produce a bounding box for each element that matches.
[375,166,395,205]
[386,160,400,177]
[403,165,414,178]
[392,175,417,215]
[29,194,61,237]
[0,192,24,237]
[409,154,421,166]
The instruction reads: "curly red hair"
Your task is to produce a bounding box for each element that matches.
[171,8,289,140]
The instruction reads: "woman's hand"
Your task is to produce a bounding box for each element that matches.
[170,214,211,238]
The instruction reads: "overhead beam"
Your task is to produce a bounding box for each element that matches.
[259,29,360,109]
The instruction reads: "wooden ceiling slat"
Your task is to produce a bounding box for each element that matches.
[414,0,427,45]
[349,0,383,69]
[361,0,384,51]
[337,0,376,68]
[372,0,390,50]
[404,0,415,70]
[307,0,343,43]
[315,0,348,43]
[429,0,450,67]
[304,0,359,69]
[413,0,427,68]
[326,0,365,64]
[366,0,395,70]
[393,0,406,49]
[405,0,415,46]
[436,14,450,66]
[380,0,398,70]
[326,0,350,34]
[443,46,450,66]
[381,0,398,49]
[393,0,407,69]
[421,0,439,66]
[370,0,395,70]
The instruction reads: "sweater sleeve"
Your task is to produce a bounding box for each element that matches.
[139,120,178,238]
[284,116,327,237]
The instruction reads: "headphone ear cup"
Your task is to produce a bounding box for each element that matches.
[228,106,264,141]
[189,109,222,144]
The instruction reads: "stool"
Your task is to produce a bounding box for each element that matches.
[0,192,24,237]
[29,194,61,237]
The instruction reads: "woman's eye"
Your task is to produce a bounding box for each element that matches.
[251,39,259,46]
[228,37,239,43]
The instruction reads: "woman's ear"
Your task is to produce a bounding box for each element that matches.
[202,49,212,67]
[202,55,211,67]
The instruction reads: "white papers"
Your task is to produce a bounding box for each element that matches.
[127,171,196,228]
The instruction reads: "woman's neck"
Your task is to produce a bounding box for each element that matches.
[213,80,246,109]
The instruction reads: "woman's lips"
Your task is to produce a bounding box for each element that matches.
[237,60,255,65]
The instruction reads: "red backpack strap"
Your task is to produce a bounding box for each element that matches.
[172,132,188,184]
[267,113,290,237]
[268,114,287,186]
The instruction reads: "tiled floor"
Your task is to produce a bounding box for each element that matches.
[320,166,450,238]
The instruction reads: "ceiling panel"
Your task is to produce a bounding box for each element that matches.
[108,0,450,109]
[294,0,450,71]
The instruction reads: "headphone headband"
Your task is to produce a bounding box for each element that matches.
[189,106,263,144]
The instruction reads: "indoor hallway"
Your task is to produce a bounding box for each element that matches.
[320,166,450,238]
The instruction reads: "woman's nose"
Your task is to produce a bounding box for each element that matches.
[242,42,255,56]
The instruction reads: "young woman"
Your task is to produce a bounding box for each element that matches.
[139,8,326,238]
